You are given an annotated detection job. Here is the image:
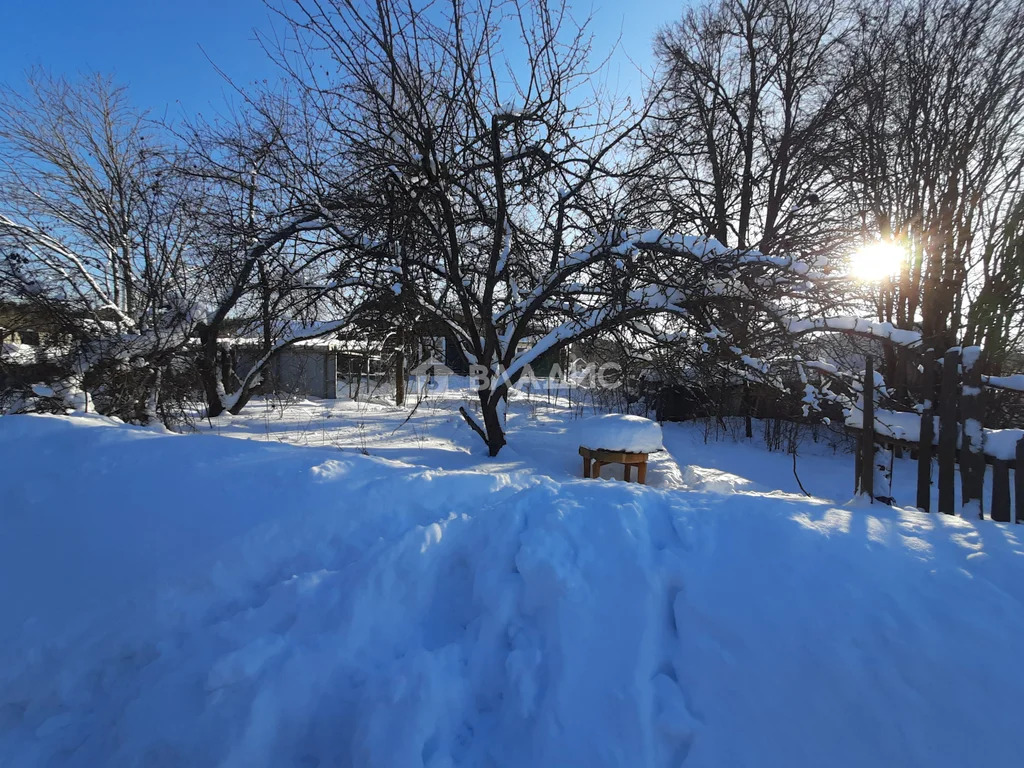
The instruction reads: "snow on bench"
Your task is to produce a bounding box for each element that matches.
[578,414,663,454]
[577,414,663,484]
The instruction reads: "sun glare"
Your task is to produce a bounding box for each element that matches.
[849,241,904,282]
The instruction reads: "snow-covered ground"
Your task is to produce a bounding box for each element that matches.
[2,390,1024,767]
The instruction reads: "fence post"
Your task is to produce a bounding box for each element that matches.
[916,351,936,511]
[857,355,875,500]
[1016,438,1024,524]
[854,434,863,493]
[395,328,405,407]
[960,347,985,519]
[992,461,1011,523]
[938,349,960,515]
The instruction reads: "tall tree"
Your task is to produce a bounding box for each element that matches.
[645,0,854,256]
[843,0,1024,365]
[0,71,199,420]
[267,0,833,455]
[181,90,391,417]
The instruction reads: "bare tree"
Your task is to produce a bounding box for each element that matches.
[645,0,855,256]
[264,0,641,453]
[842,0,1024,366]
[262,0,844,455]
[0,71,199,421]
[180,90,392,417]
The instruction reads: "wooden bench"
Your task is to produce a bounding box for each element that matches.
[579,446,649,484]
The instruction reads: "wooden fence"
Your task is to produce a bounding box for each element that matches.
[854,349,1024,522]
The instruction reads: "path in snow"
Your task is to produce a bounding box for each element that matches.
[193,392,866,502]
[2,413,1024,766]
[196,394,693,491]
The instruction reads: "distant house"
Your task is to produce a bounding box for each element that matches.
[263,342,341,399]
[227,336,380,400]
[220,321,571,402]
[0,301,55,348]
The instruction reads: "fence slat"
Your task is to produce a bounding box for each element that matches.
[858,355,875,500]
[992,460,1011,522]
[960,349,985,519]
[854,437,863,494]
[938,349,960,515]
[1016,439,1024,524]
[917,352,936,511]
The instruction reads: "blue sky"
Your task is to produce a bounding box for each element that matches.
[0,1,683,117]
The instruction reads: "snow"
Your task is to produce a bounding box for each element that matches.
[983,373,1024,391]
[983,428,1024,460]
[578,413,663,453]
[786,316,922,347]
[2,341,37,364]
[2,401,1024,767]
[846,406,926,442]
[846,405,1024,460]
[962,345,982,370]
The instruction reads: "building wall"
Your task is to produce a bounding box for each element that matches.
[274,349,337,399]
[236,347,337,399]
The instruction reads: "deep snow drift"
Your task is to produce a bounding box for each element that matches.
[2,408,1024,767]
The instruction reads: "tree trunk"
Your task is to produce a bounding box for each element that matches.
[395,334,405,407]
[461,386,509,457]
[197,331,225,418]
[227,385,256,416]
[481,387,508,457]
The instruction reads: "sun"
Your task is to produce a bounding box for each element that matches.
[848,241,905,282]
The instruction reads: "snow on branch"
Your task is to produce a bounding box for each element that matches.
[0,212,135,328]
[982,373,1024,392]
[784,316,922,347]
